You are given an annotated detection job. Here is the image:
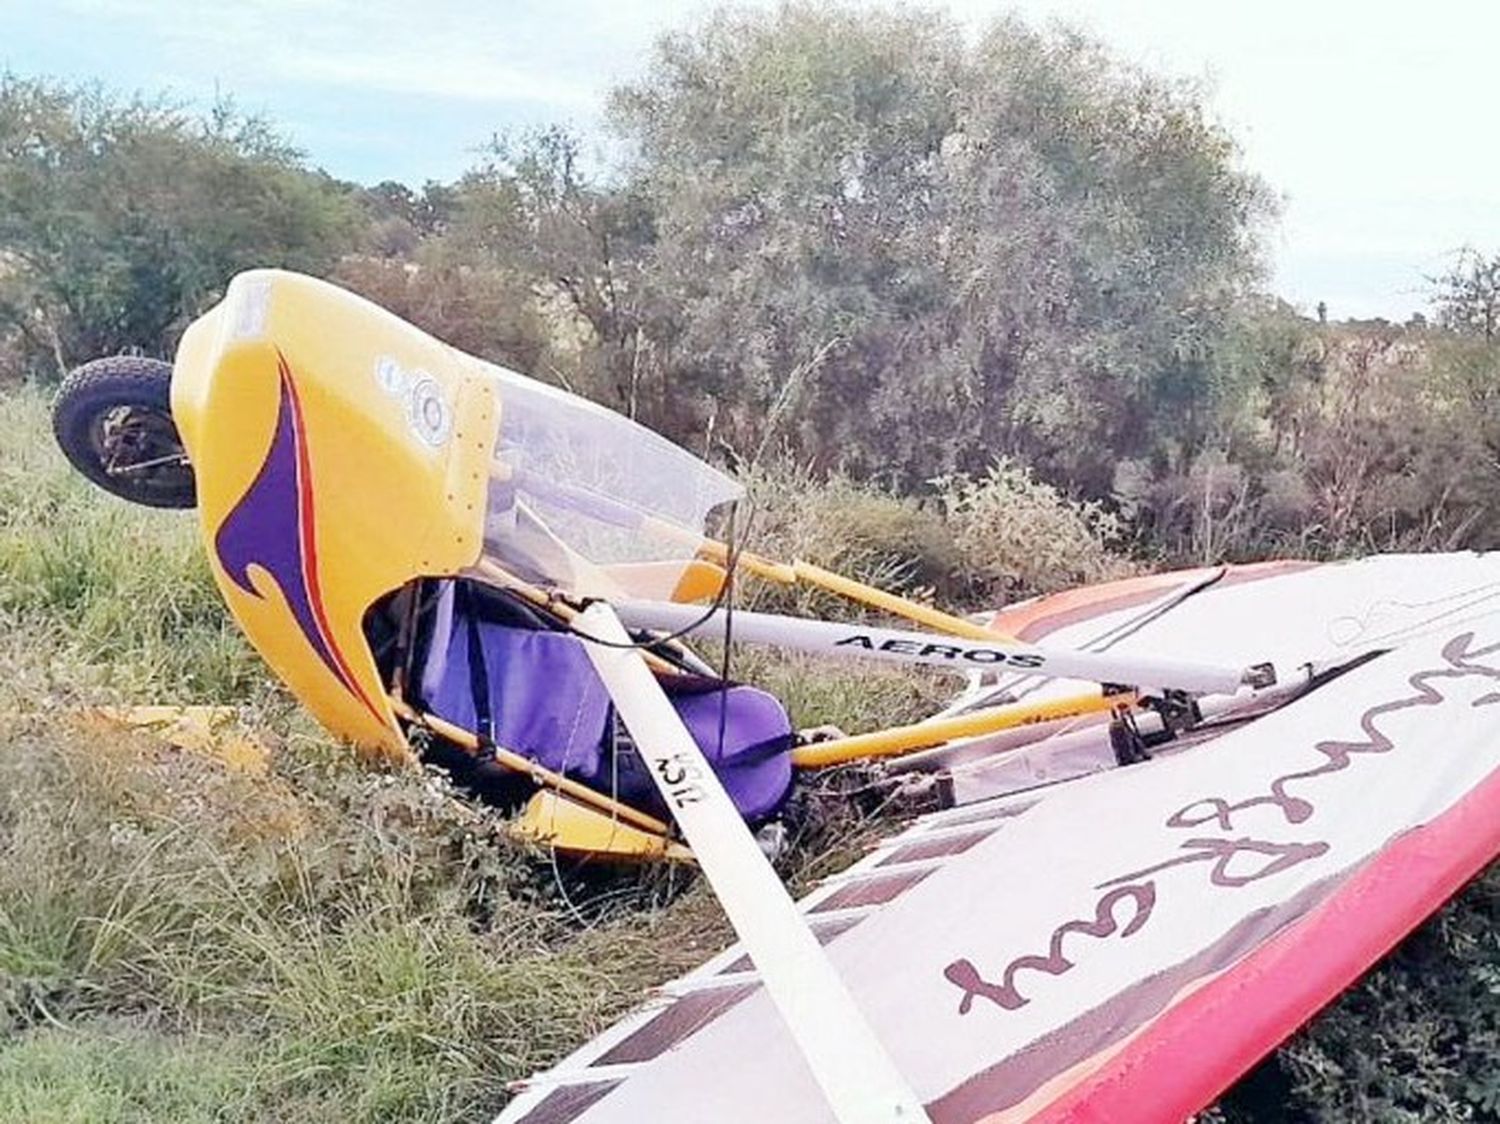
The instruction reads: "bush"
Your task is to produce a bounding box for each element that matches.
[736,460,963,614]
[937,457,1134,598]
[329,252,547,376]
[736,456,1133,619]
[1119,322,1500,563]
[1214,871,1500,1123]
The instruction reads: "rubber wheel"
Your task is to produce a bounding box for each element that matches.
[52,355,197,509]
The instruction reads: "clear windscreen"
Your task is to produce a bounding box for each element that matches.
[476,363,743,599]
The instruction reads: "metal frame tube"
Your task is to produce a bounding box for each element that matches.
[614,598,1264,695]
[791,690,1136,767]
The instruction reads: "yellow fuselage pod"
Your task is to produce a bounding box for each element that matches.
[171,270,499,762]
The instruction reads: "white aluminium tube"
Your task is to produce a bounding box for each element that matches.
[612,599,1272,695]
[573,603,931,1124]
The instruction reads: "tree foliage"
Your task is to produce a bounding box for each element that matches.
[1434,247,1500,341]
[0,76,360,380]
[1117,306,1500,561]
[594,6,1270,489]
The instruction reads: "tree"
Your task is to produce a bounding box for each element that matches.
[599,4,1271,491]
[1434,247,1500,341]
[331,167,549,376]
[448,129,668,424]
[0,76,361,381]
[1427,250,1500,484]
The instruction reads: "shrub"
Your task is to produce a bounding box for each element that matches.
[936,457,1134,599]
[736,460,963,614]
[1213,871,1500,1123]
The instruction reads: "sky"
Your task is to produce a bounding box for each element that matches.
[3,0,1496,320]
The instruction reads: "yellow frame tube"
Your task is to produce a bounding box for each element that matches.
[388,696,672,836]
[790,690,1136,768]
[694,537,799,584]
[696,534,1020,642]
[787,560,1020,642]
[649,518,1019,643]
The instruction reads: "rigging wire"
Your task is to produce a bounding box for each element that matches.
[1327,580,1500,649]
[555,497,756,653]
[961,567,1231,712]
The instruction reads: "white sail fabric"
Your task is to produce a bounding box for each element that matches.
[495,552,1500,1124]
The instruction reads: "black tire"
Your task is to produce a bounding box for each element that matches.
[52,356,196,509]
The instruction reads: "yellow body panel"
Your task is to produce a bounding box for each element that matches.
[172,271,498,761]
[84,705,271,775]
[514,790,694,862]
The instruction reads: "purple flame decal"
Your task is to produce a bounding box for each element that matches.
[214,353,382,721]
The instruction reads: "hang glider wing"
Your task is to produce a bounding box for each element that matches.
[496,553,1500,1124]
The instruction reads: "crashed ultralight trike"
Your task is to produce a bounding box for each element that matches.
[51,269,1280,865]
[60,270,1495,1124]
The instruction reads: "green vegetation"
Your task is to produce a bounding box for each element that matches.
[3,2,1500,1120]
[0,387,967,1123]
[0,388,735,1122]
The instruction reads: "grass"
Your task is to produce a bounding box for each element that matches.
[0,393,269,709]
[0,709,710,1123]
[0,386,756,1122]
[3,381,1498,1122]
[0,1024,258,1124]
[0,385,937,1122]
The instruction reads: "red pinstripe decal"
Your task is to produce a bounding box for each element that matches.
[277,352,385,724]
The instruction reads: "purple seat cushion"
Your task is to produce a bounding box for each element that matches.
[418,587,794,821]
[657,683,795,822]
[424,617,614,778]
